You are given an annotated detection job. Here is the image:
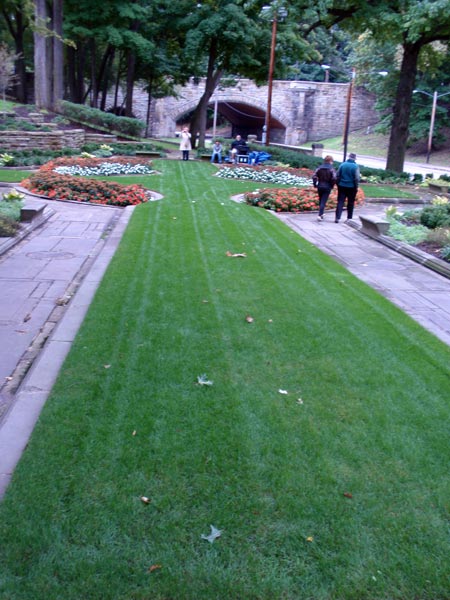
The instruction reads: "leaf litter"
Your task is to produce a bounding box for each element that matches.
[201,525,222,543]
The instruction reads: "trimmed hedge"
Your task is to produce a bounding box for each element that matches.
[59,101,145,138]
[266,145,412,184]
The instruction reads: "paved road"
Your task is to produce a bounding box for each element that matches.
[323,150,450,179]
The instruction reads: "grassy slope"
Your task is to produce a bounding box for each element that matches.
[318,128,450,167]
[0,160,449,600]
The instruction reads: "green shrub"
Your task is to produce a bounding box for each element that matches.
[59,101,145,138]
[397,208,422,225]
[266,146,322,170]
[265,146,410,183]
[0,214,20,237]
[441,245,450,261]
[420,205,450,229]
[425,227,450,246]
[386,214,428,245]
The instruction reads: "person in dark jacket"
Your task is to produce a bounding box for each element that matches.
[313,155,337,221]
[335,152,360,223]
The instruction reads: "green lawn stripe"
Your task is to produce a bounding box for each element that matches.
[0,160,448,600]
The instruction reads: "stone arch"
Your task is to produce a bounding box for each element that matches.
[169,95,291,142]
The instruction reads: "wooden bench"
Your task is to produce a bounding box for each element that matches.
[359,215,390,238]
[135,150,161,158]
[20,202,47,223]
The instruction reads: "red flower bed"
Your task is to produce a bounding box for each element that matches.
[21,156,150,206]
[244,186,365,213]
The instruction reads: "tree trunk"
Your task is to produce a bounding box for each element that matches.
[145,78,153,137]
[113,52,123,109]
[190,39,222,149]
[386,41,421,173]
[90,38,98,107]
[52,0,64,109]
[100,47,115,111]
[2,8,28,103]
[125,50,136,117]
[34,0,50,109]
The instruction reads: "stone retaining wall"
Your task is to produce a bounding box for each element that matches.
[0,130,116,151]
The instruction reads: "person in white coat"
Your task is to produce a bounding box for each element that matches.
[180,127,192,161]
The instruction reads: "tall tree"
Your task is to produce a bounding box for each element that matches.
[1,0,32,103]
[318,0,450,172]
[33,0,64,110]
[179,0,314,148]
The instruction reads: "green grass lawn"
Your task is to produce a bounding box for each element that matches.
[0,160,449,599]
[0,169,34,183]
[360,184,419,199]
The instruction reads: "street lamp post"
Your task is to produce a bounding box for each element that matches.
[342,68,355,162]
[262,3,287,147]
[321,64,330,83]
[265,12,277,146]
[342,69,388,161]
[413,88,450,163]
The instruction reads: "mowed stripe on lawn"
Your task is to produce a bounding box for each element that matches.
[0,160,449,600]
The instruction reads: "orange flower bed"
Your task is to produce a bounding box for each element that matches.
[21,157,150,206]
[244,186,365,213]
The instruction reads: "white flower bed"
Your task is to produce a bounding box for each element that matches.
[53,162,155,177]
[216,166,312,186]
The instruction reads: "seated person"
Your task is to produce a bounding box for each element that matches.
[230,135,242,163]
[230,135,250,163]
[210,140,222,164]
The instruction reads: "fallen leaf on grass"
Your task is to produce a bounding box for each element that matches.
[197,374,213,386]
[297,398,304,405]
[278,389,288,395]
[132,430,137,436]
[343,492,353,499]
[104,364,111,369]
[245,315,254,323]
[148,564,162,573]
[306,536,314,542]
[140,496,151,504]
[201,525,222,543]
[226,251,247,258]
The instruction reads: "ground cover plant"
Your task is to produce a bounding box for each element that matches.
[386,197,450,261]
[0,160,449,599]
[0,187,24,236]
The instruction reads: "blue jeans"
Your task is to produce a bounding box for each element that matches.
[211,152,222,163]
[317,186,332,216]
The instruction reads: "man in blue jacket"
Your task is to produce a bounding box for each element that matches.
[335,152,360,223]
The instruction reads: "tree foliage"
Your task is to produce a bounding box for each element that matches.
[314,0,450,171]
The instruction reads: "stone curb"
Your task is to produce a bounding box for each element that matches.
[350,221,450,280]
[0,205,135,498]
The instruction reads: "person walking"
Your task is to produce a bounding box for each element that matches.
[335,152,360,223]
[313,155,337,221]
[210,140,222,164]
[180,127,192,161]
